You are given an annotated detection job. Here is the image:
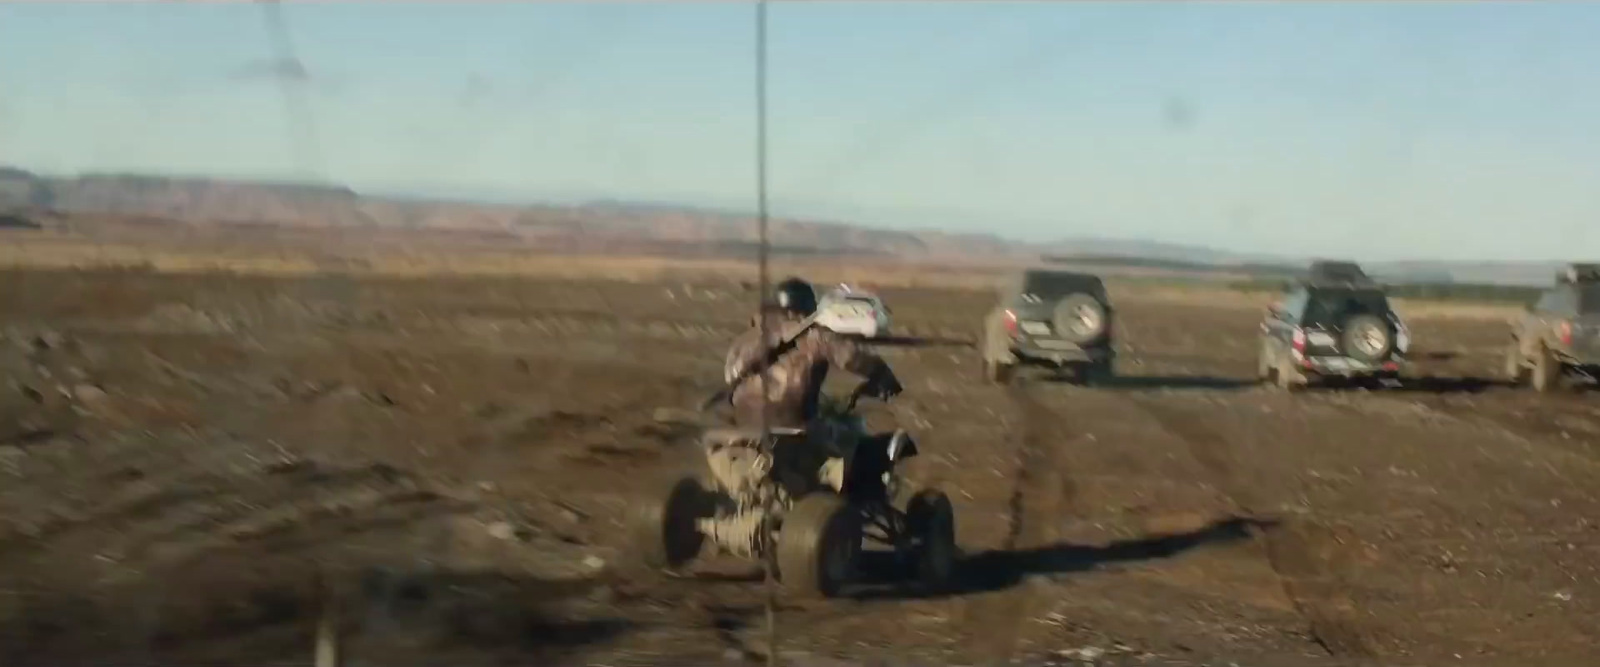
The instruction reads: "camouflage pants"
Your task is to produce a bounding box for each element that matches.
[706,445,778,506]
[702,425,849,558]
[700,422,851,505]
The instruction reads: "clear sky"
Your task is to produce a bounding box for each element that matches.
[1,2,1597,261]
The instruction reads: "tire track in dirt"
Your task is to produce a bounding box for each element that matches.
[1125,395,1377,661]
[1357,390,1600,470]
[957,377,1080,663]
[1,459,472,572]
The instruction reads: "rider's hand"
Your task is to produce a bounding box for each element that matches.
[872,373,904,401]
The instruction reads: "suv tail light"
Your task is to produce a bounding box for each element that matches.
[1559,320,1573,346]
[1003,309,1019,337]
[1291,328,1307,352]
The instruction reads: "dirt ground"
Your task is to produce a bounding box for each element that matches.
[2,267,1598,667]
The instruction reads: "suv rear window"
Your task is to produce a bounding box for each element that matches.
[1303,288,1390,323]
[1019,271,1103,298]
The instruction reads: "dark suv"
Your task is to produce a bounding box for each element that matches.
[981,269,1114,385]
[1505,263,1600,392]
[1257,261,1409,390]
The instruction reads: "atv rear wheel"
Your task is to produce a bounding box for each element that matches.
[777,493,861,599]
[905,489,957,591]
[631,476,713,573]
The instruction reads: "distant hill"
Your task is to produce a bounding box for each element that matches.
[0,165,1576,285]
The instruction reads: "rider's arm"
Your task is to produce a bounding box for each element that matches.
[723,329,763,385]
[815,329,894,383]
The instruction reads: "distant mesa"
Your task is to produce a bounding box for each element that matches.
[0,164,1575,286]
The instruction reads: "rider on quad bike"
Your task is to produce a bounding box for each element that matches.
[634,277,953,598]
[717,276,904,500]
[723,276,904,429]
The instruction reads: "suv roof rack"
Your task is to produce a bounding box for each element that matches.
[1299,259,1378,288]
[1556,263,1600,285]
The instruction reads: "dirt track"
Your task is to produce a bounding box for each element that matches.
[2,267,1599,666]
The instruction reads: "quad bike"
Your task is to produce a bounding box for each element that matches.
[630,382,957,599]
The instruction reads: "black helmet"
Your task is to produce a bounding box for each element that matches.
[772,276,817,316]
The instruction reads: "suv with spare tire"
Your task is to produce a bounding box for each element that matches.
[1505,263,1600,392]
[981,269,1114,385]
[1257,261,1410,390]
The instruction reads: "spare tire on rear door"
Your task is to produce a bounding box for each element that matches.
[1340,313,1393,363]
[1052,293,1108,345]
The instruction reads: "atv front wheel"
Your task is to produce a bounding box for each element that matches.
[777,493,861,599]
[905,489,957,591]
[630,476,712,573]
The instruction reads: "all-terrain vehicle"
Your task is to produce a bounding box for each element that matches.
[1257,260,1410,390]
[1505,263,1600,392]
[631,382,956,598]
[981,269,1115,385]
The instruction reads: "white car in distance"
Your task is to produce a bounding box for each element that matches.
[815,285,892,339]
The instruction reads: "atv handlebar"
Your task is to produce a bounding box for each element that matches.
[844,378,895,412]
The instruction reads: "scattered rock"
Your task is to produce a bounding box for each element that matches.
[582,555,606,571]
[485,521,517,541]
[1053,646,1105,662]
[555,502,586,524]
[71,384,109,406]
[32,331,64,352]
[652,406,700,424]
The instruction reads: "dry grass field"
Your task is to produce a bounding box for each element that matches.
[2,233,1593,667]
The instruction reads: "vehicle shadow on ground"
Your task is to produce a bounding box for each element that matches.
[871,334,975,349]
[1413,351,1461,362]
[1306,376,1506,394]
[1386,376,1504,394]
[847,515,1276,601]
[1032,374,1256,391]
[1088,375,1257,391]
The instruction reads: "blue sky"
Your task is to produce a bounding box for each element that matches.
[1,2,1597,261]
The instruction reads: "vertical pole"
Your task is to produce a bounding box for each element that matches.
[314,568,343,667]
[753,2,778,667]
